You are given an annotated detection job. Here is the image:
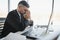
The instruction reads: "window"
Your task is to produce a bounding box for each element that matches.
[29,0,52,25]
[0,0,8,18]
[10,0,21,11]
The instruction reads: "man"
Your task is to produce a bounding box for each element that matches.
[0,1,33,39]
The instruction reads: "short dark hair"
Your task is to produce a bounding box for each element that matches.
[18,1,29,8]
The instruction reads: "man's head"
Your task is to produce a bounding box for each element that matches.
[17,1,30,14]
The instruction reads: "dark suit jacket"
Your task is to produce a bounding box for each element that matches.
[0,10,33,38]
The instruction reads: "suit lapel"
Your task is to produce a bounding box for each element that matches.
[14,10,21,22]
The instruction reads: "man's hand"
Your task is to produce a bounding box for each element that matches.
[23,10,31,20]
[23,10,33,26]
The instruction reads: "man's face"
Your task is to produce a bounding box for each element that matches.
[17,4,28,14]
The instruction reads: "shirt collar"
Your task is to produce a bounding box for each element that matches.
[17,10,21,17]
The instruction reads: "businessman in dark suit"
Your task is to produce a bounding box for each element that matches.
[0,1,33,39]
